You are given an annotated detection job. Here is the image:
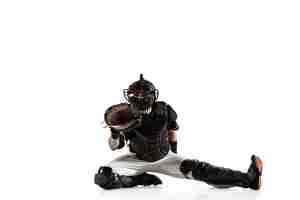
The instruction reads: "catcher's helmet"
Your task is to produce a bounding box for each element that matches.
[123,74,159,113]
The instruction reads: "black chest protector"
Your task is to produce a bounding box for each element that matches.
[125,101,179,162]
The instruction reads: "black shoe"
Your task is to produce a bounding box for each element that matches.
[247,155,263,190]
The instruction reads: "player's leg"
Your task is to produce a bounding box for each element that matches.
[148,152,263,190]
[179,155,263,190]
[94,153,162,190]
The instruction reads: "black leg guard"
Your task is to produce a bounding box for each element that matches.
[134,172,162,186]
[94,166,162,190]
[180,159,250,189]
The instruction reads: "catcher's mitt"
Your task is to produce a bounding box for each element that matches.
[104,103,141,131]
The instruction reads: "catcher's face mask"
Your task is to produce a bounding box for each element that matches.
[124,74,159,114]
[123,89,158,114]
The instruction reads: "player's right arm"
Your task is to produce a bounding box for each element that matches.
[108,128,125,150]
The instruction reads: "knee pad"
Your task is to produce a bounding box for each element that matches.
[179,159,199,178]
[94,166,115,189]
[179,159,209,180]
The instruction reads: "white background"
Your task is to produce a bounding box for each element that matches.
[0,1,299,200]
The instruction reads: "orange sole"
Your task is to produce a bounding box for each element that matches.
[254,157,263,189]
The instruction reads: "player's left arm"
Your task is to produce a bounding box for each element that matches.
[166,103,179,153]
[168,129,178,153]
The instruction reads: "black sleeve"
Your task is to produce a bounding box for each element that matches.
[166,104,179,130]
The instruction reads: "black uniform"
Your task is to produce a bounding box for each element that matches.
[94,74,263,191]
[121,101,178,162]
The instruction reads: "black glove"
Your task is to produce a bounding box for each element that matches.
[170,141,177,153]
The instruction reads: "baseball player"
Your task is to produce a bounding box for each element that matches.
[94,74,263,190]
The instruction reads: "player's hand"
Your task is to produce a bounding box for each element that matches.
[104,103,139,132]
